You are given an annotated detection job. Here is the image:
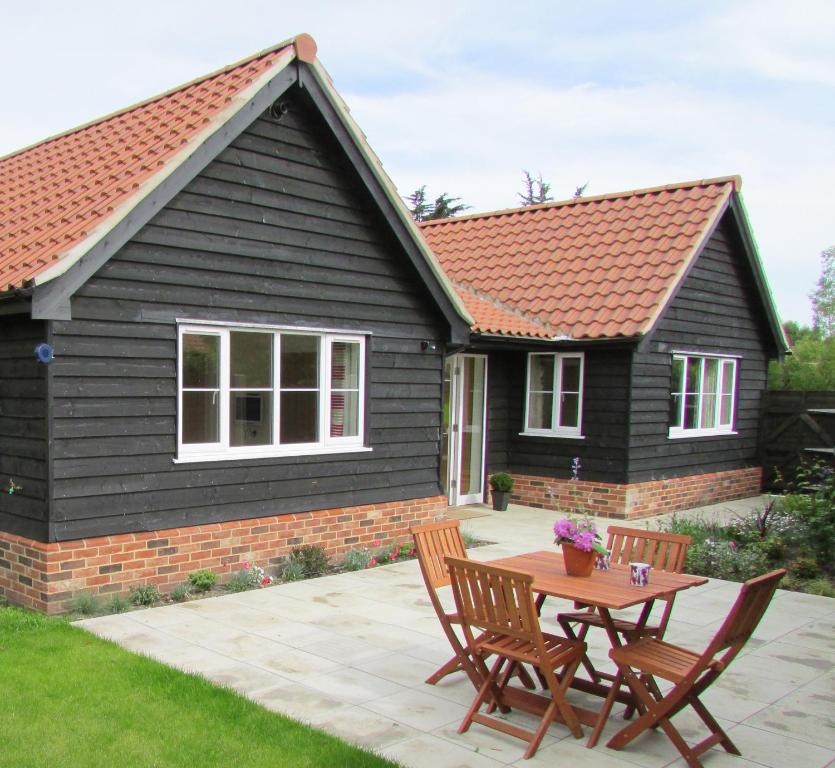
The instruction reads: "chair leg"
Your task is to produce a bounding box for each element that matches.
[606,665,669,751]
[689,694,740,755]
[587,668,623,748]
[425,653,463,685]
[557,616,601,683]
[459,655,507,734]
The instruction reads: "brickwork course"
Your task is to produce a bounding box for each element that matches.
[0,496,445,614]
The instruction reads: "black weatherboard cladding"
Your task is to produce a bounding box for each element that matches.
[0,317,48,539]
[627,215,772,482]
[486,347,631,484]
[46,86,447,541]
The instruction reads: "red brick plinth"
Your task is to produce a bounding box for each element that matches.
[0,495,447,614]
[510,467,762,520]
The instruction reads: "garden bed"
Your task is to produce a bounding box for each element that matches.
[657,463,834,596]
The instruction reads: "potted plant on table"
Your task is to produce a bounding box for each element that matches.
[489,472,514,511]
[553,515,608,576]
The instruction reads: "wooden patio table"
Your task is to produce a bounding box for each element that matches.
[485,550,708,747]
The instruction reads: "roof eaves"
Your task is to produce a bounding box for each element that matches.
[31,46,298,290]
[304,58,473,328]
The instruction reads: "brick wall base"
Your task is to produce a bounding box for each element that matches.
[0,495,447,614]
[510,467,762,520]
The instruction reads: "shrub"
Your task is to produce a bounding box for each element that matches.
[225,562,271,592]
[281,560,306,582]
[288,545,329,578]
[106,594,131,614]
[129,584,161,607]
[187,569,217,593]
[71,592,100,617]
[170,583,192,602]
[343,548,372,571]
[790,556,821,580]
[489,472,514,492]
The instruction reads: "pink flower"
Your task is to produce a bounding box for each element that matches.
[372,539,381,547]
[243,561,251,569]
[408,548,415,556]
[261,576,271,585]
[368,558,377,567]
[728,541,737,549]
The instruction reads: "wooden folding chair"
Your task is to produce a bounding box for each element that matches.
[411,520,534,692]
[445,555,587,759]
[605,569,786,768]
[557,526,692,683]
[411,520,480,688]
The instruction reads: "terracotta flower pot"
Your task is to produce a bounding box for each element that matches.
[561,543,595,577]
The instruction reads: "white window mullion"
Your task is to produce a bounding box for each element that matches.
[553,355,563,429]
[677,357,686,430]
[219,329,231,449]
[273,333,281,447]
[320,336,330,447]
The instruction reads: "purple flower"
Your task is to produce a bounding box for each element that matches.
[573,530,596,552]
[553,518,577,541]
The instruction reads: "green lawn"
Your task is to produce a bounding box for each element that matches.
[0,607,398,768]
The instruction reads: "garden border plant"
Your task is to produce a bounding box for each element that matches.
[657,460,834,596]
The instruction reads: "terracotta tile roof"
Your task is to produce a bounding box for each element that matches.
[0,38,308,294]
[454,283,560,339]
[420,178,737,340]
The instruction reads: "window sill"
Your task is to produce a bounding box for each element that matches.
[519,431,585,440]
[667,430,737,440]
[173,445,372,464]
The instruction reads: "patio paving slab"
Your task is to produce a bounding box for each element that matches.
[77,497,835,768]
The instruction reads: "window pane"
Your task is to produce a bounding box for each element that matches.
[685,358,701,395]
[721,361,735,396]
[331,342,359,389]
[561,357,581,392]
[670,393,683,427]
[280,392,318,443]
[230,392,272,446]
[183,334,219,388]
[231,332,272,389]
[331,392,359,437]
[700,359,719,428]
[720,393,733,425]
[281,335,319,388]
[529,355,555,392]
[684,394,699,429]
[527,392,553,430]
[182,391,219,443]
[670,358,684,394]
[559,393,579,427]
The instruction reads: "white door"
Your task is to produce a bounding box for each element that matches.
[442,354,488,506]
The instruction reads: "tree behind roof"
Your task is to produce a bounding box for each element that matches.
[811,245,835,337]
[518,170,553,206]
[404,186,470,221]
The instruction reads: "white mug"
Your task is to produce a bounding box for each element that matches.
[629,562,651,586]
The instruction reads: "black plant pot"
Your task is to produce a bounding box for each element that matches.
[491,490,511,511]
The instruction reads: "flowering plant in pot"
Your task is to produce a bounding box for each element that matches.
[489,472,514,511]
[553,515,607,576]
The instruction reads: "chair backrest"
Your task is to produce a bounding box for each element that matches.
[705,569,786,665]
[606,526,692,573]
[411,519,468,590]
[444,555,542,644]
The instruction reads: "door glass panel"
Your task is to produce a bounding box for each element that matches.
[459,357,486,498]
[440,358,453,494]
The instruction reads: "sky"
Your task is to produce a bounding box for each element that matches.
[2,1,832,324]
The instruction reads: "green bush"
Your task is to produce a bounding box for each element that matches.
[170,583,192,602]
[71,592,100,617]
[489,472,514,492]
[129,584,161,607]
[187,569,217,593]
[343,548,372,571]
[790,555,821,580]
[106,594,131,614]
[288,545,329,578]
[281,560,306,582]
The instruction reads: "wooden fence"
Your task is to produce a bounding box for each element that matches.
[759,391,835,488]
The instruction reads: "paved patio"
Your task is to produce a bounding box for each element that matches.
[77,497,835,767]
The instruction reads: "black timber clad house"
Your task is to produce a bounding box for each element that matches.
[0,36,470,611]
[422,181,788,517]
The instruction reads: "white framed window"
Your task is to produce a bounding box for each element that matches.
[177,323,367,462]
[522,352,584,438]
[669,353,737,438]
